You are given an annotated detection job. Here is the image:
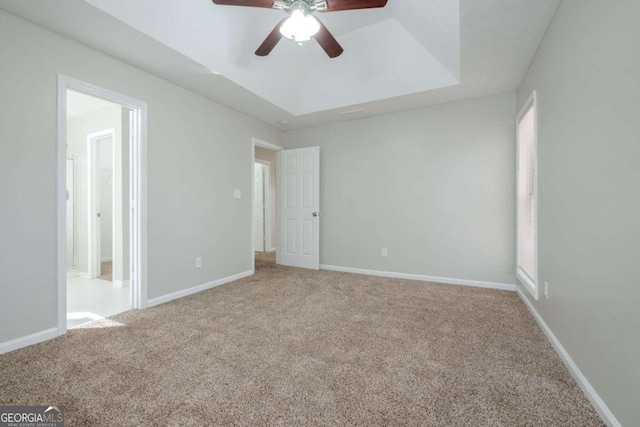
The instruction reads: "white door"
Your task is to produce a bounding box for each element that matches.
[279,147,320,269]
[253,163,265,252]
[66,158,75,268]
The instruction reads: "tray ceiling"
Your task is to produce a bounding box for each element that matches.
[0,0,561,129]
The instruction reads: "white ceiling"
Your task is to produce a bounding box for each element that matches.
[0,0,560,129]
[67,90,118,119]
[84,0,461,116]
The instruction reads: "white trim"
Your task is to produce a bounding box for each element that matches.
[147,271,253,307]
[516,268,537,299]
[57,77,67,337]
[87,128,116,280]
[255,161,271,251]
[129,105,149,310]
[268,247,277,253]
[516,287,621,427]
[113,280,130,288]
[515,90,539,300]
[276,150,282,265]
[0,328,59,355]
[264,163,271,252]
[320,265,516,292]
[58,75,149,339]
[65,156,78,269]
[251,138,283,272]
[252,137,284,152]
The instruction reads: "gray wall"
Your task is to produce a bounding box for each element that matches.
[283,93,516,285]
[0,10,282,343]
[517,0,640,424]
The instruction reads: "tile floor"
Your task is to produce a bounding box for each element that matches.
[67,276,130,328]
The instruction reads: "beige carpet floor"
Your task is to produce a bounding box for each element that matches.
[0,255,603,426]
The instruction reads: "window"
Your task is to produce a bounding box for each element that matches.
[516,92,538,298]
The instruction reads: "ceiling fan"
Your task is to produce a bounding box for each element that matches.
[211,0,388,58]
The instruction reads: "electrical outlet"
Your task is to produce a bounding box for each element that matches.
[544,281,549,299]
[195,257,202,268]
[381,248,388,257]
[506,264,514,274]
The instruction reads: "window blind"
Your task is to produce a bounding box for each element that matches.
[517,103,536,284]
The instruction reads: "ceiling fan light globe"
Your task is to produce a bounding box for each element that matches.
[279,9,319,41]
[294,33,311,42]
[279,19,296,39]
[305,15,320,36]
[289,8,305,24]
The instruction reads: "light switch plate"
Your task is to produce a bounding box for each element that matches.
[234,189,241,198]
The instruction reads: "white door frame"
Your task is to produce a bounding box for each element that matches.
[87,128,116,280]
[251,137,283,273]
[65,156,77,270]
[57,75,148,336]
[254,160,270,252]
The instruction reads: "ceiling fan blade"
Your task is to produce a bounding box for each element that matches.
[320,0,387,12]
[314,20,343,58]
[212,0,274,8]
[255,18,287,56]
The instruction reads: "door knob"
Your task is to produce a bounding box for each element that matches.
[312,212,318,217]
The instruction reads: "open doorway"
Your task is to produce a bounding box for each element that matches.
[65,91,129,328]
[58,76,147,333]
[252,138,283,271]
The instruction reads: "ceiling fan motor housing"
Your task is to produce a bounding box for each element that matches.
[273,0,328,12]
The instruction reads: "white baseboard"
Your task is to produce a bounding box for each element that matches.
[147,270,253,308]
[319,265,516,292]
[78,271,90,279]
[0,328,59,355]
[268,247,277,253]
[113,280,130,288]
[100,258,112,262]
[516,286,621,427]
